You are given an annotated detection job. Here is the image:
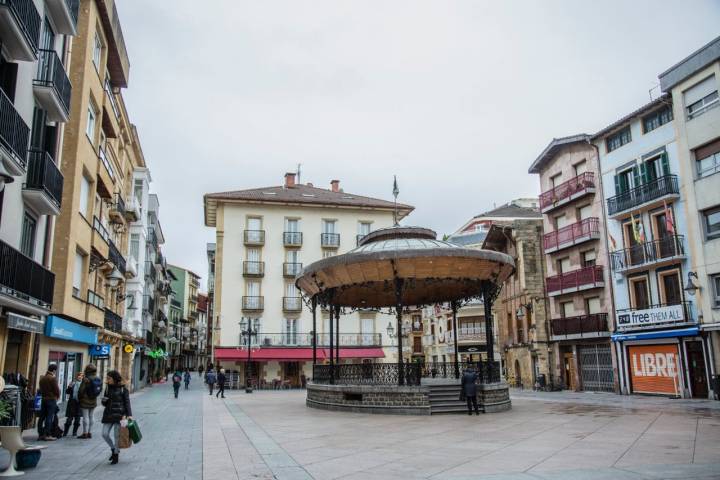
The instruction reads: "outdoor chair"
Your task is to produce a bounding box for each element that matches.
[0,426,46,476]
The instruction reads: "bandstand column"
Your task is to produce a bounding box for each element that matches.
[483,283,496,375]
[329,301,335,384]
[335,305,340,366]
[394,278,404,386]
[452,301,460,379]
[311,296,317,365]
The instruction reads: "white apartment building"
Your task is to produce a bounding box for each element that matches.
[203,172,413,387]
[0,0,76,383]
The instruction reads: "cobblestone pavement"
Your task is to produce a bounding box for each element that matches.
[0,377,204,479]
[204,389,720,480]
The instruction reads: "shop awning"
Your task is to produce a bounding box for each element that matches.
[611,327,699,342]
[214,347,385,361]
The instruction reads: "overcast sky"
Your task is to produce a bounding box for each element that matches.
[119,0,720,289]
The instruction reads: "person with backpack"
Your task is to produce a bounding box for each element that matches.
[101,370,132,465]
[62,372,84,437]
[206,368,217,396]
[183,369,191,390]
[216,369,227,399]
[172,370,182,398]
[38,364,61,441]
[78,364,103,439]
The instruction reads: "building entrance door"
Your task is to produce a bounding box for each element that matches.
[563,352,576,390]
[578,344,614,392]
[686,341,708,398]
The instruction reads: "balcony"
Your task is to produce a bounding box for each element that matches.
[104,308,123,334]
[283,262,303,278]
[283,231,302,247]
[242,296,264,311]
[0,0,40,61]
[546,265,604,297]
[22,150,63,215]
[243,230,265,246]
[539,172,595,213]
[283,296,303,312]
[108,193,125,224]
[124,195,140,222]
[0,239,54,311]
[256,332,382,347]
[610,235,686,274]
[33,49,71,122]
[108,239,126,275]
[45,0,78,35]
[455,327,487,343]
[550,313,609,340]
[243,261,264,277]
[616,302,695,332]
[607,175,679,218]
[543,218,600,253]
[0,87,30,175]
[145,260,157,284]
[321,233,340,248]
[87,289,104,310]
[92,216,110,259]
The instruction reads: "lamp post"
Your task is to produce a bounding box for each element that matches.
[240,317,258,393]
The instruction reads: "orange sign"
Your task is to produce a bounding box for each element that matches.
[628,344,681,395]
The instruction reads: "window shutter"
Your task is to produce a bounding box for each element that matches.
[632,165,642,188]
[695,139,720,161]
[614,175,621,194]
[660,152,670,176]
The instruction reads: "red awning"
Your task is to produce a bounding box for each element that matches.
[214,347,384,361]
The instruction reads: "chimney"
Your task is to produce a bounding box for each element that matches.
[330,179,340,192]
[284,172,296,188]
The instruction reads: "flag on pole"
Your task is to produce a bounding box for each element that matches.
[392,175,399,198]
[663,200,676,234]
[609,233,617,250]
[636,213,646,243]
[631,212,644,243]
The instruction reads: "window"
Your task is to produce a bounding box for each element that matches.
[642,105,673,133]
[557,257,571,274]
[554,213,570,229]
[703,206,720,240]
[285,218,299,232]
[711,274,720,308]
[73,251,84,298]
[586,297,601,314]
[92,32,102,71]
[560,301,575,318]
[684,75,719,120]
[130,233,140,268]
[581,250,596,268]
[284,318,298,345]
[322,250,335,259]
[695,139,720,178]
[86,105,96,142]
[606,126,632,152]
[322,219,336,233]
[358,221,372,236]
[658,269,682,305]
[549,173,562,188]
[615,168,634,194]
[573,160,587,176]
[578,204,592,220]
[629,276,650,310]
[133,179,143,206]
[20,213,36,258]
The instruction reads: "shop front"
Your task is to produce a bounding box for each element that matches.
[38,316,98,402]
[3,313,45,388]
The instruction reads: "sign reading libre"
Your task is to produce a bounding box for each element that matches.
[628,344,680,395]
[617,304,685,330]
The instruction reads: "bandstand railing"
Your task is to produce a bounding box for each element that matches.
[312,361,501,386]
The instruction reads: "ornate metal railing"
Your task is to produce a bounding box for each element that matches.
[25,149,63,209]
[92,216,110,244]
[0,238,54,308]
[104,308,123,333]
[420,361,501,383]
[313,363,422,386]
[610,235,685,272]
[543,217,599,252]
[551,313,609,337]
[283,262,302,277]
[34,49,72,115]
[243,230,265,245]
[282,296,302,312]
[0,0,41,56]
[321,233,340,248]
[256,332,382,347]
[607,175,679,216]
[108,238,126,274]
[546,265,604,295]
[283,231,302,246]
[539,172,595,211]
[145,260,156,283]
[0,86,30,168]
[242,296,264,311]
[243,261,264,277]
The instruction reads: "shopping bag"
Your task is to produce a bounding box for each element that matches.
[118,426,132,449]
[128,419,142,444]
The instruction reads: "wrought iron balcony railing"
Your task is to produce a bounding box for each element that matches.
[607,175,679,216]
[543,218,600,253]
[539,172,595,212]
[24,149,63,210]
[0,238,54,308]
[610,235,685,272]
[321,233,340,248]
[242,296,264,311]
[0,0,41,59]
[108,239,126,274]
[243,261,264,277]
[33,49,71,119]
[104,308,123,333]
[283,231,302,247]
[243,230,265,245]
[92,217,110,245]
[0,86,30,171]
[87,289,104,310]
[546,265,604,296]
[551,313,609,337]
[254,332,382,347]
[145,260,156,283]
[109,192,126,220]
[283,262,302,277]
[282,296,303,311]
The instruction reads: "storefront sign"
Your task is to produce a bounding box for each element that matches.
[124,344,135,354]
[617,304,685,330]
[7,312,45,334]
[628,344,681,395]
[45,315,98,345]
[89,344,111,357]
[459,344,487,353]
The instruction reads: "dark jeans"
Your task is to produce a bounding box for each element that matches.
[216,384,225,398]
[41,399,58,436]
[173,384,180,398]
[184,380,190,390]
[466,395,478,414]
[64,415,81,436]
[208,383,214,395]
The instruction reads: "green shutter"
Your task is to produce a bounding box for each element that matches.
[640,162,650,184]
[660,152,670,176]
[614,175,621,195]
[632,165,642,188]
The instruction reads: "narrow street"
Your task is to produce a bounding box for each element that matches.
[0,379,203,480]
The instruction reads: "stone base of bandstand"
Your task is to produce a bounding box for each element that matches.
[306,381,511,415]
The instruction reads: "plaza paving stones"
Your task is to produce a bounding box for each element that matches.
[2,384,719,479]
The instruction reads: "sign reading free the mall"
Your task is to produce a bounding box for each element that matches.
[617,304,685,330]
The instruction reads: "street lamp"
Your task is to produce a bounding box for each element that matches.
[684,271,700,296]
[240,317,258,393]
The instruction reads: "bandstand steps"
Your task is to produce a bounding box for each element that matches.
[428,383,468,415]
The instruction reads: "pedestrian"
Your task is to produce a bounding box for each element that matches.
[206,368,217,396]
[101,370,132,465]
[78,364,102,439]
[62,372,83,437]
[184,369,191,390]
[198,364,204,379]
[461,365,479,416]
[216,369,226,399]
[172,370,182,398]
[38,364,61,441]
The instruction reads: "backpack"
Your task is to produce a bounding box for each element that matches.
[87,377,103,399]
[173,374,182,384]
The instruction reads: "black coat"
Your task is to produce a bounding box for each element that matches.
[64,383,80,417]
[101,384,132,424]
[217,373,226,386]
[461,370,478,397]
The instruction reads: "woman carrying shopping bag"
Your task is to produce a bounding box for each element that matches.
[100,370,132,465]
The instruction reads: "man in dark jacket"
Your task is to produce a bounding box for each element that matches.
[461,366,479,416]
[216,369,226,398]
[38,364,61,440]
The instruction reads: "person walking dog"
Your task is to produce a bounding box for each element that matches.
[101,370,132,465]
[216,369,226,399]
[78,364,102,439]
[461,365,479,416]
[62,372,83,437]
